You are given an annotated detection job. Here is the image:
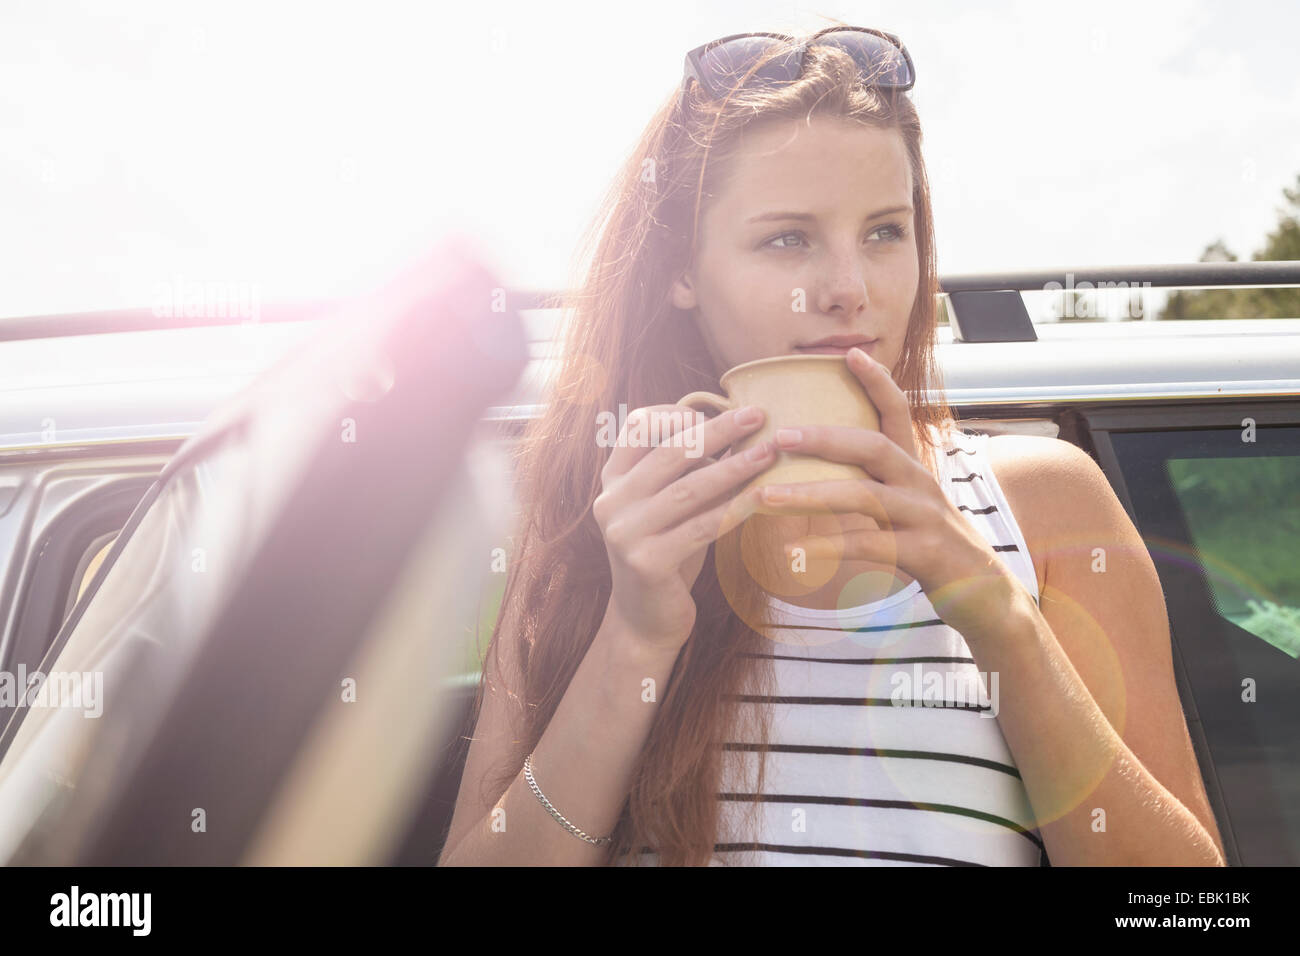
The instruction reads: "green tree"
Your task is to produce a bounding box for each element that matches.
[1159,173,1300,320]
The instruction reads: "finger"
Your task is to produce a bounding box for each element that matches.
[621,404,765,502]
[757,477,913,527]
[630,440,775,538]
[782,528,901,566]
[844,348,918,457]
[601,405,710,481]
[650,482,765,568]
[777,424,920,486]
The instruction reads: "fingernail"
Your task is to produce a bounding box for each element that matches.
[735,406,762,426]
[776,427,802,447]
[744,441,772,462]
[763,485,788,502]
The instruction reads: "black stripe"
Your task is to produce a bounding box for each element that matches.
[743,652,976,665]
[950,472,981,482]
[724,694,991,713]
[957,503,997,515]
[991,544,1020,552]
[717,794,1044,850]
[721,741,1023,778]
[946,446,977,456]
[770,617,946,634]
[625,844,987,866]
[711,843,987,866]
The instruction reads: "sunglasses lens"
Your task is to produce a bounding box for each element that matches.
[816,30,914,88]
[697,36,801,97]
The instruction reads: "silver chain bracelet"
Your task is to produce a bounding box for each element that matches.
[523,752,613,847]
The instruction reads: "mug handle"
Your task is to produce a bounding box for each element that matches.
[677,391,734,417]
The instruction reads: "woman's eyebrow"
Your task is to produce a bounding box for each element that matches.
[745,204,913,224]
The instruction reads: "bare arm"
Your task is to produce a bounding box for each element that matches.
[440,404,772,865]
[437,604,681,866]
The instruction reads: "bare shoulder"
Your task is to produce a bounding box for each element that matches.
[982,434,1226,861]
[982,433,1102,484]
[980,434,1110,594]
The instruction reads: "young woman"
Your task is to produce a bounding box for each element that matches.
[438,25,1227,867]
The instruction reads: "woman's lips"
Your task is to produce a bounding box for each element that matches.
[794,341,877,355]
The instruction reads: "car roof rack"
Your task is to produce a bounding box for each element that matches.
[0,299,333,343]
[510,260,1300,345]
[6,261,1298,345]
[938,260,1300,344]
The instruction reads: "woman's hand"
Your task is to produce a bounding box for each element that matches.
[756,347,1014,630]
[594,403,775,653]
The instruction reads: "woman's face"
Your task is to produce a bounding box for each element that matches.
[672,116,919,378]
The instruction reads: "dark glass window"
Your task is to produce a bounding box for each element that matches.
[1110,424,1300,865]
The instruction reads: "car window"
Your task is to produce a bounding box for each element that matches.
[0,439,252,863]
[1108,423,1300,865]
[1166,453,1300,656]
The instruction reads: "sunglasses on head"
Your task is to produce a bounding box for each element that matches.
[679,26,916,109]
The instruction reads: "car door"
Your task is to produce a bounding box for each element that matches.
[1084,402,1300,866]
[0,238,528,865]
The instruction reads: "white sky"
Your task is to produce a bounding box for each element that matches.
[1,0,1297,319]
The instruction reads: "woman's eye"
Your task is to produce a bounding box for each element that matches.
[764,223,908,250]
[872,223,909,242]
[764,231,805,250]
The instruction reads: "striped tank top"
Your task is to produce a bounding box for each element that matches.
[619,423,1047,867]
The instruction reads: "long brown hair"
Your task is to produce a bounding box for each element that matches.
[472,31,955,865]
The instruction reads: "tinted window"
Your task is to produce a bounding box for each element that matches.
[1110,424,1300,865]
[1166,454,1300,656]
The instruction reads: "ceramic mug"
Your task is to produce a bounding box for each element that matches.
[677,353,880,516]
